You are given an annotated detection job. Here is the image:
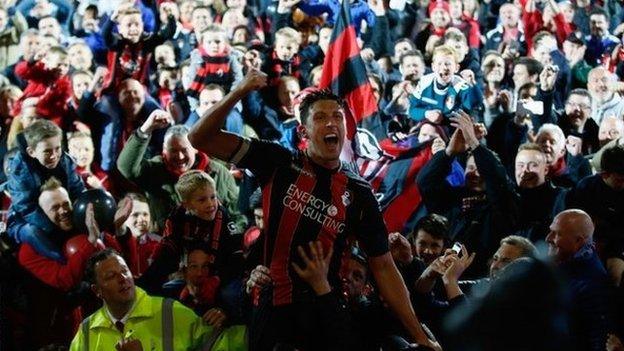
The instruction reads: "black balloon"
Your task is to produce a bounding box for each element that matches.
[72,189,117,233]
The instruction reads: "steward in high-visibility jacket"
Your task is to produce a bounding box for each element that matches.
[69,249,247,351]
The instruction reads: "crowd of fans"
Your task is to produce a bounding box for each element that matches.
[0,0,623,349]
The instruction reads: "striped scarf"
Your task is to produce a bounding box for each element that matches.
[186,47,233,98]
[268,50,301,86]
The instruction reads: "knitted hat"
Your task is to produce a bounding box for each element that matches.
[428,0,450,15]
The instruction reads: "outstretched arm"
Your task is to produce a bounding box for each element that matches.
[188,70,267,161]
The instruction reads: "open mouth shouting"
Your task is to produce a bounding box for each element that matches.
[439,70,452,83]
[323,133,341,151]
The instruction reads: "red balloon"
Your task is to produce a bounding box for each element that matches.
[64,235,106,258]
[64,235,90,258]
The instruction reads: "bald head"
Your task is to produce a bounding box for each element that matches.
[588,67,615,104]
[546,209,594,262]
[558,209,594,241]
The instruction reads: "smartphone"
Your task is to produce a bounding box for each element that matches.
[451,242,462,254]
[516,100,544,118]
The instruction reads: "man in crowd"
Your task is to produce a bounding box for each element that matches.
[546,209,612,351]
[189,70,441,350]
[117,112,244,230]
[70,249,218,351]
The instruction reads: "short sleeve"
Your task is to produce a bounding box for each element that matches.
[354,185,389,258]
[231,138,295,184]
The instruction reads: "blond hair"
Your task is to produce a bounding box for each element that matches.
[201,24,228,39]
[40,176,63,193]
[275,27,302,46]
[175,170,216,202]
[432,44,460,63]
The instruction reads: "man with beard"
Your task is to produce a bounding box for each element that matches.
[584,8,619,66]
[535,123,592,188]
[417,111,519,277]
[117,114,243,231]
[557,89,600,155]
[587,67,624,126]
[513,142,566,241]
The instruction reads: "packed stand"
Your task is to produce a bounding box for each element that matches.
[0,0,622,350]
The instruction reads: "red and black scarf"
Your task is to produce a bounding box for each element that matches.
[268,50,301,86]
[186,47,234,98]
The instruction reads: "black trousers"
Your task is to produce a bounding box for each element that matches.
[249,289,354,351]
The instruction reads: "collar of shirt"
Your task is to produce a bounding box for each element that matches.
[104,300,137,327]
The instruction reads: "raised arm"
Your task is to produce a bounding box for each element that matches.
[188,70,267,161]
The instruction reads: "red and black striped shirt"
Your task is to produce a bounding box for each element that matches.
[232,138,389,306]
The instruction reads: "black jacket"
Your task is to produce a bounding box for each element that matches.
[566,174,624,257]
[514,181,566,242]
[417,146,519,277]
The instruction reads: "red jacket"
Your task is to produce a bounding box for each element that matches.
[14,60,72,126]
[124,232,162,277]
[18,234,121,292]
[521,3,572,53]
[76,164,112,191]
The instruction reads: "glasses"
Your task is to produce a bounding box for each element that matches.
[566,102,591,110]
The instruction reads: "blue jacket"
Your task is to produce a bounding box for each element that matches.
[242,90,300,151]
[7,135,85,259]
[297,0,375,35]
[184,109,244,135]
[79,92,163,171]
[408,73,483,122]
[560,248,612,351]
[585,34,619,67]
[484,24,527,55]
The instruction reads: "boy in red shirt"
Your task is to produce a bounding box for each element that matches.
[14,46,72,127]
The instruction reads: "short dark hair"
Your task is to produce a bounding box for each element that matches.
[568,88,592,104]
[515,57,543,77]
[299,89,345,125]
[84,249,121,284]
[517,82,538,99]
[394,38,416,51]
[589,7,609,21]
[399,50,424,66]
[413,214,449,241]
[601,144,624,174]
[532,31,555,49]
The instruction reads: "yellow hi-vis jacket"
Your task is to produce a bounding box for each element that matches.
[69,287,247,351]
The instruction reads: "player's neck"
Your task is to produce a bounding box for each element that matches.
[306,150,340,170]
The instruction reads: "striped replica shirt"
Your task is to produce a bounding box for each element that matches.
[232,138,389,306]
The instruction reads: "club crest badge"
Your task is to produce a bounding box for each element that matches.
[445,95,456,110]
